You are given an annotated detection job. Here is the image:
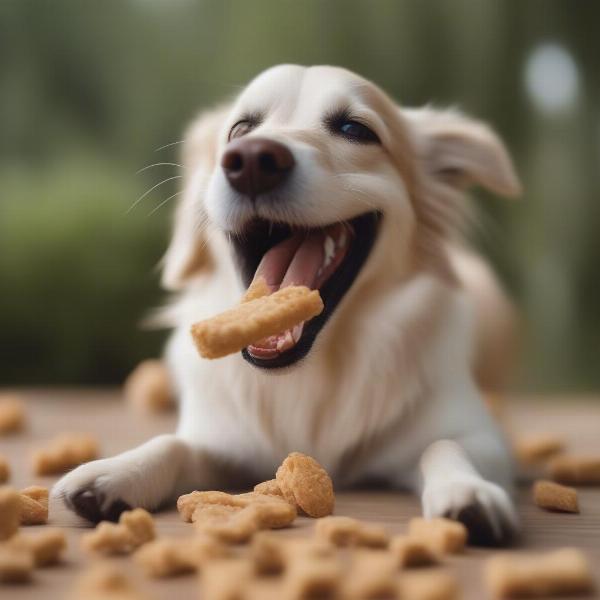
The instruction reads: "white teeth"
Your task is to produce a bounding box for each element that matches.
[324,235,335,263]
[292,324,303,343]
[338,229,347,249]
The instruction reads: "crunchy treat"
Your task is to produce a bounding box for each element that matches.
[315,516,389,548]
[407,518,467,554]
[200,558,253,600]
[242,276,271,303]
[343,550,398,599]
[134,535,228,578]
[82,508,155,554]
[19,486,49,525]
[250,532,286,575]
[283,554,342,600]
[191,285,324,360]
[70,563,146,600]
[485,548,594,598]
[10,529,67,566]
[124,359,174,412]
[399,571,459,600]
[514,434,565,465]
[0,543,33,583]
[254,479,284,497]
[533,480,579,513]
[276,452,335,518]
[390,535,440,568]
[32,433,98,475]
[0,487,21,540]
[177,490,296,543]
[548,454,600,485]
[0,456,9,484]
[0,394,26,434]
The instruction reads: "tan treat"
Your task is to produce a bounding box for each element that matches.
[514,434,565,465]
[32,433,98,475]
[282,537,335,562]
[0,487,21,540]
[485,548,594,598]
[0,395,26,434]
[242,276,271,302]
[134,534,227,578]
[0,456,9,484]
[390,535,439,568]
[21,485,49,508]
[253,479,284,497]
[70,563,146,600]
[0,543,33,583]
[124,359,174,412]
[251,532,286,575]
[191,285,324,359]
[407,518,467,554]
[82,508,155,554]
[399,571,459,600]
[532,480,579,513]
[344,550,398,599]
[276,452,335,518]
[283,555,342,600]
[19,486,49,525]
[10,529,67,566]
[548,454,600,485]
[315,516,389,549]
[200,557,253,600]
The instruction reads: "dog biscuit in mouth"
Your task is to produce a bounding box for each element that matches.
[191,285,323,360]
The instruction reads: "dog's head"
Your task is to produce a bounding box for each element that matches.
[163,65,520,369]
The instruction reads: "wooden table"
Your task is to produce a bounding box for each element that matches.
[1,390,599,599]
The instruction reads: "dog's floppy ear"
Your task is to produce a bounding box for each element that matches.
[161,104,230,290]
[403,107,521,198]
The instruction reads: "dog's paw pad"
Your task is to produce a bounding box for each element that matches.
[67,488,131,524]
[450,500,515,547]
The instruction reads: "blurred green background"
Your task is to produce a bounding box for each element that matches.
[1,0,598,391]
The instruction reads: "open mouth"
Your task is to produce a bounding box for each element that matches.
[229,211,381,369]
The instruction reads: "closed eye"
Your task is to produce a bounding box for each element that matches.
[228,113,263,141]
[325,110,380,144]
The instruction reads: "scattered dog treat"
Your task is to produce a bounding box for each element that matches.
[548,454,600,485]
[533,480,579,513]
[70,563,147,600]
[407,518,467,554]
[0,456,9,484]
[9,529,67,566]
[282,554,342,600]
[134,534,228,578]
[0,543,33,583]
[200,557,253,600]
[276,452,335,518]
[399,570,459,600]
[254,478,284,497]
[485,548,594,598]
[0,487,21,540]
[82,508,155,555]
[124,359,174,413]
[343,550,398,599]
[190,285,324,359]
[250,532,286,575]
[19,485,49,525]
[389,535,440,568]
[315,516,389,548]
[514,434,565,465]
[242,276,271,303]
[32,433,99,475]
[177,490,297,543]
[0,394,26,434]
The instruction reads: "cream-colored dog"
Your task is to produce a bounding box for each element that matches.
[53,65,521,545]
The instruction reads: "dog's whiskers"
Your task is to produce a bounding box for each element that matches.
[153,140,186,152]
[136,162,185,174]
[127,175,182,214]
[147,191,183,216]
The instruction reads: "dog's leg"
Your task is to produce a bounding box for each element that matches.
[51,434,219,523]
[418,435,518,546]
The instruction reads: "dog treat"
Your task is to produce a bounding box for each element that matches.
[276,452,335,518]
[399,571,459,600]
[253,478,284,497]
[343,550,398,599]
[0,487,21,540]
[135,534,227,578]
[32,433,99,475]
[515,434,565,465]
[532,480,579,513]
[315,516,389,548]
[242,276,271,303]
[82,508,155,554]
[190,285,324,360]
[389,535,440,568]
[124,359,174,413]
[0,394,26,434]
[9,529,67,566]
[283,554,342,600]
[177,490,296,543]
[19,486,49,525]
[0,456,9,484]
[548,454,600,485]
[407,518,467,554]
[0,543,33,583]
[250,532,286,575]
[485,548,594,598]
[70,564,146,600]
[200,557,253,600]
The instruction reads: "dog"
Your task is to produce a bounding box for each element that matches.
[53,64,521,546]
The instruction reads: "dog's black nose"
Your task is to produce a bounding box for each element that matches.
[221,137,295,196]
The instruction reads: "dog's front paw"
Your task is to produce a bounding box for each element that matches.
[51,458,134,524]
[421,477,518,547]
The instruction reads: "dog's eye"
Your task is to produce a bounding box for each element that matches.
[338,120,380,143]
[229,120,255,141]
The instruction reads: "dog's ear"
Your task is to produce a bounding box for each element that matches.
[403,107,521,197]
[161,104,230,290]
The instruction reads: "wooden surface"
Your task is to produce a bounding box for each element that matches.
[1,389,599,599]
